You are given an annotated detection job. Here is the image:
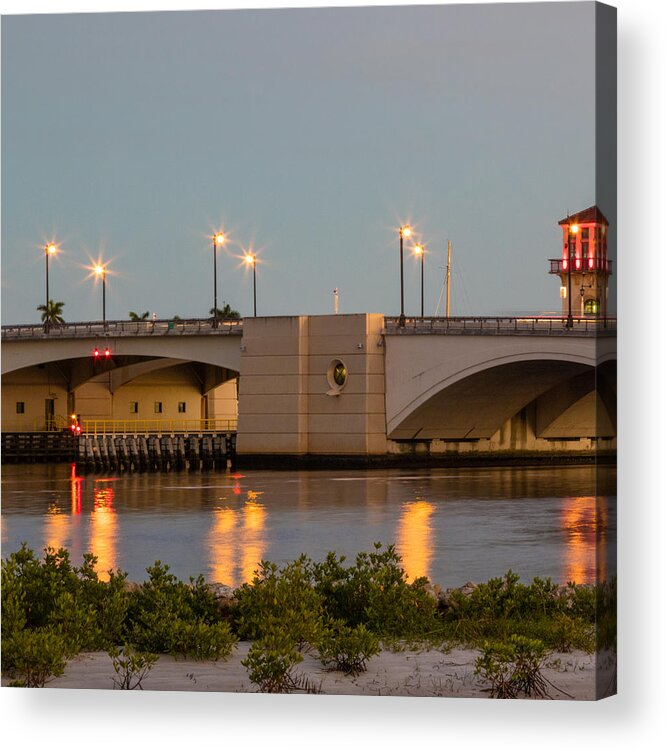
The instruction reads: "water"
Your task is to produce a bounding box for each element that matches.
[0,463,616,588]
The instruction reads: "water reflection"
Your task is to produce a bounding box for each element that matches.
[560,495,608,584]
[241,501,266,584]
[90,483,117,580]
[44,504,68,553]
[396,500,435,581]
[70,464,82,515]
[2,465,616,587]
[209,507,237,584]
[207,498,266,586]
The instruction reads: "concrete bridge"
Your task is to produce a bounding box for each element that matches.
[1,313,616,458]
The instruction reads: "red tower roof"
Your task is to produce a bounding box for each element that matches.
[558,205,609,226]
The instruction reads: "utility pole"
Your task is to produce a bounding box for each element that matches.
[445,239,452,318]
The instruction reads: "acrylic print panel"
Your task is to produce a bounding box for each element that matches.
[0,2,616,700]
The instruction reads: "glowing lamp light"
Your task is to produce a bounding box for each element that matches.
[570,224,579,234]
[71,414,77,420]
[562,259,568,271]
[244,253,256,265]
[46,243,57,255]
[104,347,111,358]
[588,258,594,269]
[93,347,100,358]
[94,265,105,277]
[413,244,424,255]
[400,225,412,238]
[575,258,581,270]
[214,233,225,246]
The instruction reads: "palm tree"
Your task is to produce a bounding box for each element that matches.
[129,310,150,321]
[209,302,241,320]
[37,300,65,327]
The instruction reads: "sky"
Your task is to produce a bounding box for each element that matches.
[1,2,601,324]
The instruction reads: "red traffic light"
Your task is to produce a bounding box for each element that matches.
[104,347,111,358]
[93,347,100,358]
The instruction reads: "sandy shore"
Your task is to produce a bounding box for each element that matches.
[6,644,613,699]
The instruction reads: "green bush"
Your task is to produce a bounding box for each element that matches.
[234,556,325,647]
[1,544,130,677]
[4,628,69,687]
[125,561,221,654]
[475,634,553,699]
[168,620,237,661]
[596,577,617,652]
[109,645,158,690]
[312,543,440,639]
[241,632,318,693]
[442,571,598,651]
[316,620,380,676]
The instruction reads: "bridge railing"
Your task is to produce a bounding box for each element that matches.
[383,316,617,335]
[80,418,238,436]
[1,318,243,340]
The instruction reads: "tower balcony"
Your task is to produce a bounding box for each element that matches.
[548,258,613,275]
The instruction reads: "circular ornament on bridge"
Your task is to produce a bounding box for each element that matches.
[326,358,348,395]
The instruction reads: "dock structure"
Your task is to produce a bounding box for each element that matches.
[1,431,78,463]
[1,426,236,472]
[76,429,236,472]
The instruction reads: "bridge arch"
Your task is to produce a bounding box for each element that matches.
[0,334,242,375]
[385,334,616,442]
[1,333,242,432]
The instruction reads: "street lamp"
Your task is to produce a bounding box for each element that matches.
[566,224,578,329]
[94,264,107,329]
[213,232,225,327]
[413,243,425,318]
[44,242,58,332]
[399,225,412,327]
[244,253,257,317]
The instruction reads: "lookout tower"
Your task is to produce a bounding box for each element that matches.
[549,205,612,325]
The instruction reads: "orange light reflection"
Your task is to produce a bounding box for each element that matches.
[561,495,608,584]
[44,504,68,553]
[208,508,238,586]
[90,485,117,580]
[241,501,266,584]
[396,500,435,582]
[207,496,267,587]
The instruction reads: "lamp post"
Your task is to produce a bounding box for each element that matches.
[399,225,411,327]
[566,224,578,329]
[413,244,425,317]
[213,232,225,327]
[44,242,57,332]
[244,252,257,317]
[94,264,107,329]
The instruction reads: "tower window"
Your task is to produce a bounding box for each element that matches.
[130,402,138,414]
[582,228,589,239]
[584,299,600,315]
[154,402,163,414]
[178,402,186,413]
[16,402,25,414]
[582,242,589,258]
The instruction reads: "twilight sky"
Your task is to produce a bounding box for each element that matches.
[1,2,599,323]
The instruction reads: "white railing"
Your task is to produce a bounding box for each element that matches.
[1,318,242,340]
[383,316,617,336]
